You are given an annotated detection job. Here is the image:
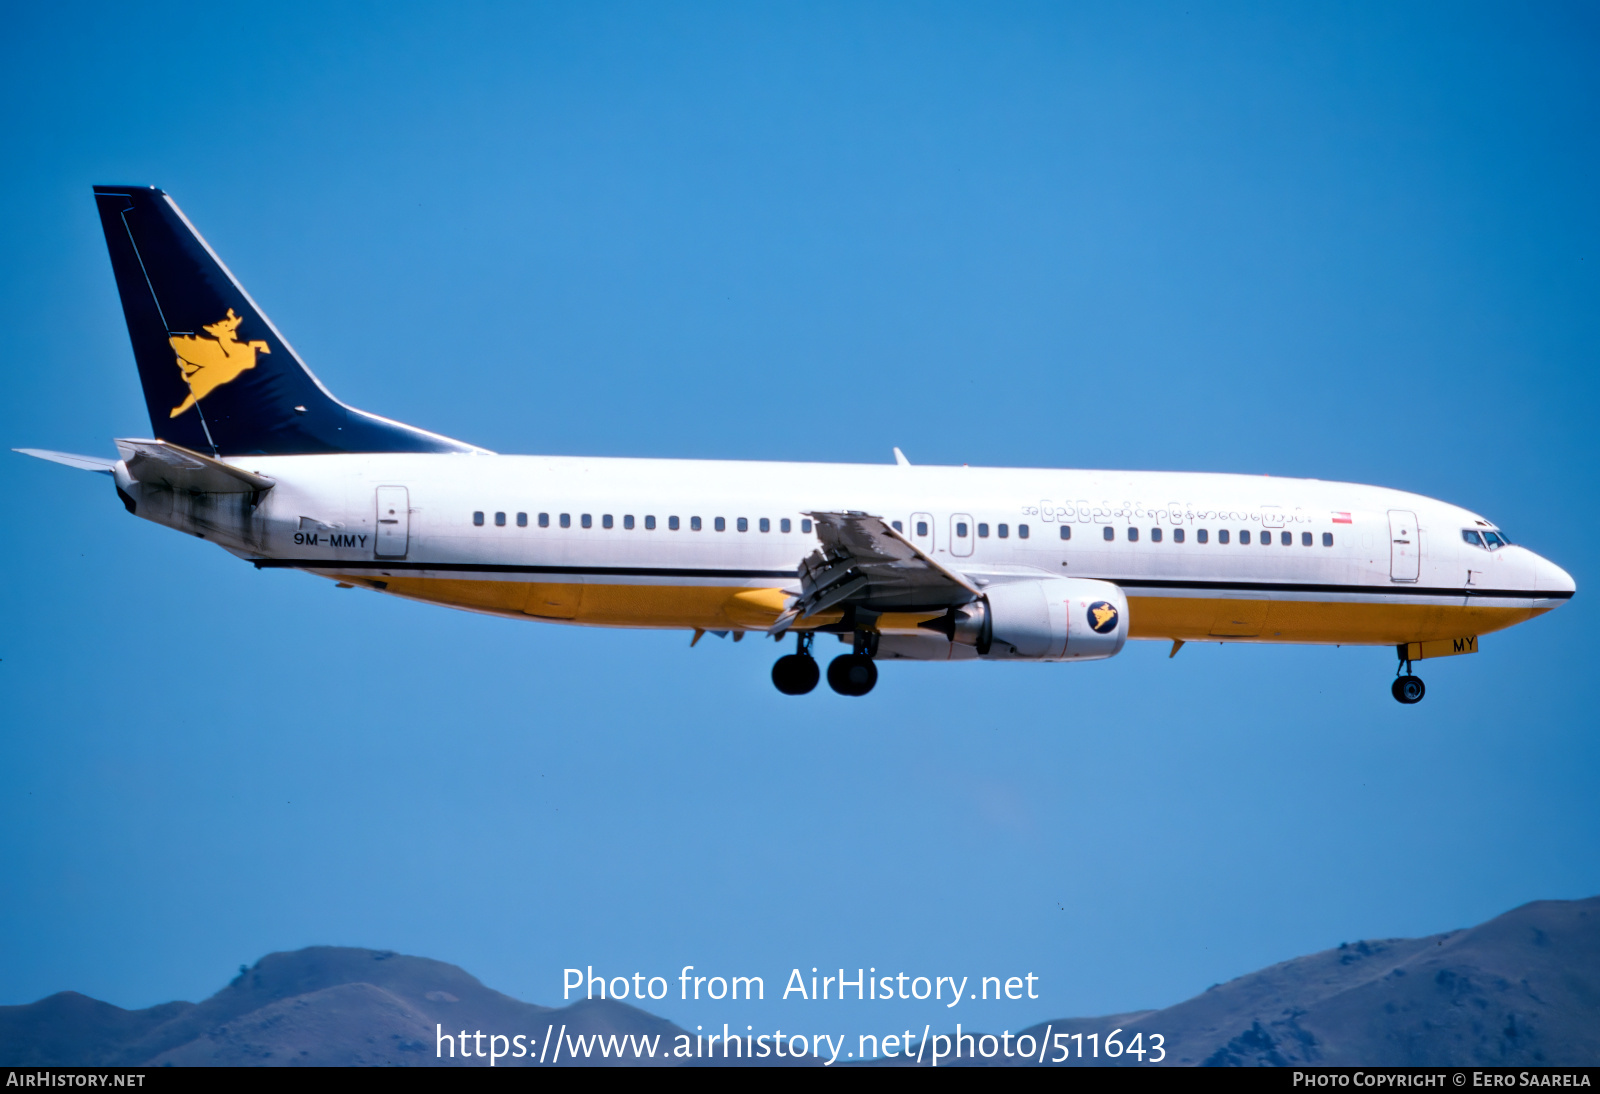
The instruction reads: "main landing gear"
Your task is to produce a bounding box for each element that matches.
[771,633,820,695]
[1392,648,1426,705]
[827,630,879,697]
[771,631,880,697]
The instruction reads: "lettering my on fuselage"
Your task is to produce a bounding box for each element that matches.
[292,532,368,548]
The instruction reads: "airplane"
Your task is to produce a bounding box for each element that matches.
[16,186,1576,702]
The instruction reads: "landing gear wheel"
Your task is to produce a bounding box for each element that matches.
[771,654,819,696]
[827,654,878,697]
[1391,675,1426,705]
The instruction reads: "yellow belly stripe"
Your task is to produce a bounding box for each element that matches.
[358,577,842,631]
[337,575,1546,646]
[1125,595,1540,645]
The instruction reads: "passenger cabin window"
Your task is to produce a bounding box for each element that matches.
[1240,530,1250,545]
[978,523,989,538]
[539,512,550,527]
[1218,529,1229,544]
[761,518,771,532]
[1322,532,1333,547]
[1197,528,1208,543]
[801,518,813,533]
[714,517,726,532]
[956,522,969,537]
[916,521,929,537]
[560,513,572,528]
[495,511,506,526]
[1019,524,1029,539]
[473,511,485,526]
[624,515,635,530]
[997,524,1008,539]
[602,514,613,529]
[1282,531,1292,546]
[691,517,703,531]
[1060,525,1071,540]
[1127,527,1138,542]
[780,518,791,533]
[1173,528,1185,543]
[1103,526,1114,541]
[1301,532,1312,546]
[645,515,656,530]
[736,517,748,532]
[517,512,527,527]
[582,514,593,529]
[1150,527,1162,543]
[669,516,680,530]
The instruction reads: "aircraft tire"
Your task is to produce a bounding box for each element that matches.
[1391,675,1426,704]
[827,654,878,697]
[772,654,820,695]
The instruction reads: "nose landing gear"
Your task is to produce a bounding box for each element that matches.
[772,632,820,695]
[1392,675,1426,704]
[1392,648,1426,704]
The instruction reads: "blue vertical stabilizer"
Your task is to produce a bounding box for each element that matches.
[92,186,479,457]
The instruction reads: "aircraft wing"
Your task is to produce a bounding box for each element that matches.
[770,511,981,636]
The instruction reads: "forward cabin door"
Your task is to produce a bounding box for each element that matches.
[1388,509,1419,582]
[375,486,410,558]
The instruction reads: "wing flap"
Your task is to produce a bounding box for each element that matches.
[771,511,979,636]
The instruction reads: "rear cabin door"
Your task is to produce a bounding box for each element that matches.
[1388,509,1419,582]
[375,486,410,558]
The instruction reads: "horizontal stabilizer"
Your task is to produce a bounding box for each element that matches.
[14,448,117,474]
[115,439,275,494]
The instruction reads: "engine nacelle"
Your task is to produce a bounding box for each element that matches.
[920,577,1128,662]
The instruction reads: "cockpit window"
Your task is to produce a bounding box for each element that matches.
[1464,528,1511,550]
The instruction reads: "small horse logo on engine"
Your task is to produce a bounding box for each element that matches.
[1087,601,1119,634]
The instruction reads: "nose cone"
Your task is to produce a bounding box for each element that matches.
[1533,554,1576,600]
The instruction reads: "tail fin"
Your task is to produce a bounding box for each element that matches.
[92,186,480,457]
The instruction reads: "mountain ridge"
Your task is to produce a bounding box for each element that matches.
[3,897,1596,1066]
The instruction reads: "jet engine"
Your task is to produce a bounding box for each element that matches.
[916,577,1128,661]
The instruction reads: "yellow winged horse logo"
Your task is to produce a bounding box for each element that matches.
[166,308,270,417]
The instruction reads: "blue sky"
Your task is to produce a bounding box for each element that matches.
[2,1,1596,1041]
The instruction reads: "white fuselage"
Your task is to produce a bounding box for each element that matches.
[126,451,1574,657]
